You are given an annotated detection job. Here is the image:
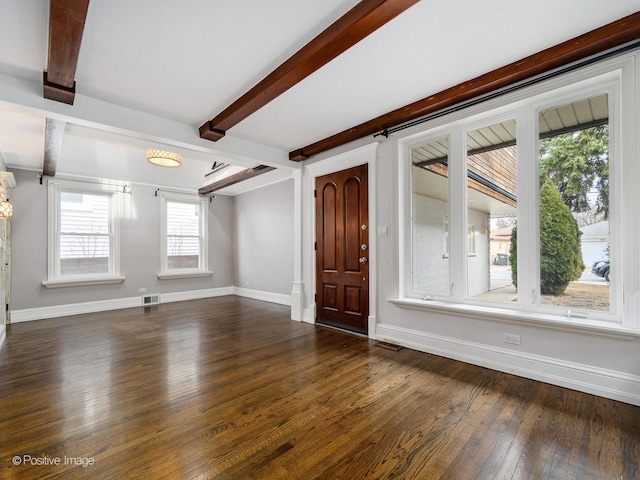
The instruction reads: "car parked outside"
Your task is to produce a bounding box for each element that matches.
[591,259,610,282]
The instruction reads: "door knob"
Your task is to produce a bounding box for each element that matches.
[359,257,368,264]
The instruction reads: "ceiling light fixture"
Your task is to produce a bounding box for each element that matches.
[147,149,182,167]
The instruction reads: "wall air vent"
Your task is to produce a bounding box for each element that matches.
[142,294,160,306]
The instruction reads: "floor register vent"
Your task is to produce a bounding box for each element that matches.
[374,341,403,352]
[142,294,160,306]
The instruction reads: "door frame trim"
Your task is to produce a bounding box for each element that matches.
[302,142,379,337]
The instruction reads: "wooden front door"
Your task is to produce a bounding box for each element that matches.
[315,164,369,334]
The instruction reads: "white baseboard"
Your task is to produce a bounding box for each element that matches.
[290,282,304,322]
[232,286,291,306]
[10,287,234,323]
[161,287,233,304]
[11,296,142,323]
[303,306,315,324]
[375,323,640,407]
[0,326,5,351]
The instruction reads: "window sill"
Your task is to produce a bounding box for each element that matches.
[157,271,212,280]
[42,276,125,289]
[388,297,640,340]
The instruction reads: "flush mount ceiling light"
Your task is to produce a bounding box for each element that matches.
[147,149,182,167]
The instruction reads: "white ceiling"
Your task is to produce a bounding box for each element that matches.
[0,0,637,193]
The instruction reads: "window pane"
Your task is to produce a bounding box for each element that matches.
[167,201,201,270]
[59,192,111,275]
[167,202,200,236]
[538,93,610,312]
[465,120,518,302]
[60,192,109,234]
[411,138,449,296]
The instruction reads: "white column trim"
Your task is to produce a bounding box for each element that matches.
[290,169,304,321]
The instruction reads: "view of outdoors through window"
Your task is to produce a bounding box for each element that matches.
[537,93,610,312]
[410,92,610,314]
[59,192,111,276]
[166,201,201,270]
[465,120,518,303]
[411,137,450,296]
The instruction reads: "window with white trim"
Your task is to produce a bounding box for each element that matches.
[45,180,123,287]
[159,193,208,277]
[399,54,639,330]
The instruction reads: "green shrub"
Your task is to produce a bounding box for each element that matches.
[540,179,583,295]
[510,179,584,296]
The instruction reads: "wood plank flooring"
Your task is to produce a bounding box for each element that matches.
[0,296,638,479]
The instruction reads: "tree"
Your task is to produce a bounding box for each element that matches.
[493,215,517,229]
[539,125,608,217]
[510,180,584,295]
[570,217,585,282]
[572,208,606,227]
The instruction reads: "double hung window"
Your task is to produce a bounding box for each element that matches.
[46,179,123,287]
[159,193,208,277]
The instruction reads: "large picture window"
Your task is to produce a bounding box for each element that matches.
[399,55,639,331]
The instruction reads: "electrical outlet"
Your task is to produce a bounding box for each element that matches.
[503,333,521,345]
[139,288,146,293]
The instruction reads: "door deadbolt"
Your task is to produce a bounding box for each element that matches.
[361,244,367,251]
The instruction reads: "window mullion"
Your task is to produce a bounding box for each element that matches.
[515,106,537,311]
[448,127,466,301]
[612,67,630,327]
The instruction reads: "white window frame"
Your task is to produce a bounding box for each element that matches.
[158,192,210,279]
[44,179,124,288]
[394,52,640,336]
[443,219,449,257]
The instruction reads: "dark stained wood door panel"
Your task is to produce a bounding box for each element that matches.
[315,164,368,334]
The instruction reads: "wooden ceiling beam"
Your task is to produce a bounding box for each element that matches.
[43,0,91,105]
[199,0,420,142]
[43,118,66,177]
[198,165,275,196]
[289,11,640,161]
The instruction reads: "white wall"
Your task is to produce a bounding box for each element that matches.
[233,179,294,299]
[10,169,234,314]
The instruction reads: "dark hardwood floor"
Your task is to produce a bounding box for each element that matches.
[0,296,638,479]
